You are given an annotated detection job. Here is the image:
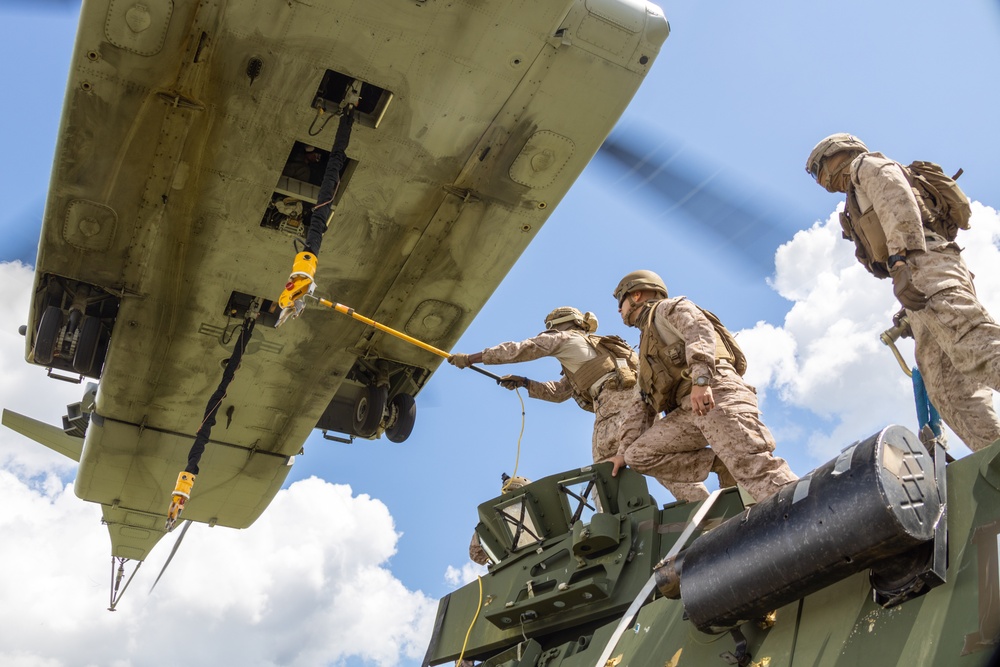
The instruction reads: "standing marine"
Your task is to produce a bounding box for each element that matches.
[608,270,798,502]
[806,133,1000,451]
[449,307,714,501]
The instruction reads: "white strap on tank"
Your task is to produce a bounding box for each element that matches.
[591,489,723,667]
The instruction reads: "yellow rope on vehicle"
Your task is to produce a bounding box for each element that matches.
[455,575,484,665]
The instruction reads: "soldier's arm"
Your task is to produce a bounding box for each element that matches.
[853,154,927,257]
[525,375,574,403]
[481,331,566,364]
[659,299,716,381]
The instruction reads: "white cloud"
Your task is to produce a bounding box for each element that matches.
[0,468,437,667]
[445,561,487,587]
[0,261,437,667]
[741,202,1000,462]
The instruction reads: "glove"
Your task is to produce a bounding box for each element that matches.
[448,353,471,369]
[890,261,928,311]
[891,308,913,339]
[499,375,529,390]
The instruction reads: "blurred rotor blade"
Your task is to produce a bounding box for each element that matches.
[1,0,80,8]
[3,198,44,265]
[149,519,192,593]
[596,131,800,274]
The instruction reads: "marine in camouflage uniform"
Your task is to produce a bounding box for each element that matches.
[610,271,798,503]
[448,307,713,501]
[807,134,1000,451]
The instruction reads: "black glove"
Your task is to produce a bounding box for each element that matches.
[890,261,928,311]
[499,375,529,390]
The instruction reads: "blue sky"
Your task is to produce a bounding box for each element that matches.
[2,2,1000,666]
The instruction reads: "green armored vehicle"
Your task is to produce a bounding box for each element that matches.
[423,425,998,666]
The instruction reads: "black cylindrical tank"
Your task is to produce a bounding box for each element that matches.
[677,425,941,632]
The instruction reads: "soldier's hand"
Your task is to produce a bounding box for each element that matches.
[891,308,913,339]
[691,385,715,416]
[890,262,928,311]
[605,454,627,477]
[448,353,471,369]
[499,375,529,390]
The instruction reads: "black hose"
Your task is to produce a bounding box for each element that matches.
[185,317,256,475]
[305,111,356,255]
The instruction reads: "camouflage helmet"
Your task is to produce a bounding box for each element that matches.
[614,270,668,308]
[545,306,584,329]
[545,307,598,333]
[805,133,869,183]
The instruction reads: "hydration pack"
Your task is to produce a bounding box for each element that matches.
[842,159,972,278]
[905,161,972,242]
[699,308,747,376]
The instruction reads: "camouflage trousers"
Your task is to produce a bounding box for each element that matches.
[910,285,1000,451]
[623,368,797,503]
[593,386,709,501]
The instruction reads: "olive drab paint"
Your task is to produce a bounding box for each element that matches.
[425,435,1000,667]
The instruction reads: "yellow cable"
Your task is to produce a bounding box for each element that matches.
[458,391,525,661]
[500,387,526,493]
[455,575,483,665]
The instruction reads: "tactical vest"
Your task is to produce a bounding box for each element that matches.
[562,333,638,412]
[842,186,891,278]
[841,158,971,279]
[637,301,738,414]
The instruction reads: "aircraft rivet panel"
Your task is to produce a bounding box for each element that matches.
[509,131,576,189]
[63,200,118,252]
[104,0,174,57]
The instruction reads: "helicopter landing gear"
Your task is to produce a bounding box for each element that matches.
[352,384,387,438]
[73,315,102,374]
[385,393,416,443]
[34,306,64,365]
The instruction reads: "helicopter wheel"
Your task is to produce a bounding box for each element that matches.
[73,315,101,374]
[385,393,416,443]
[34,306,64,365]
[352,384,387,438]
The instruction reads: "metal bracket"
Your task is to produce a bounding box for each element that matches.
[322,430,354,444]
[246,296,263,323]
[46,368,83,384]
[719,627,752,666]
